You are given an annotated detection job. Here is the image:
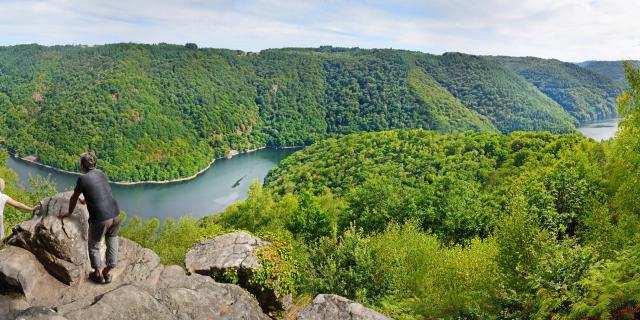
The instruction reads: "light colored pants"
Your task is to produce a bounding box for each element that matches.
[88,216,120,269]
[0,213,4,240]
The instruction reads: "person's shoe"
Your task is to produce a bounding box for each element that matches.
[103,266,113,284]
[89,272,105,284]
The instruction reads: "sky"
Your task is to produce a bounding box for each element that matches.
[0,0,638,62]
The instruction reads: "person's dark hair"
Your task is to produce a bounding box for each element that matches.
[80,152,97,170]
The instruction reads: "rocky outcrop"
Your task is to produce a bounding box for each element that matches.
[64,285,174,320]
[0,246,64,299]
[185,231,269,275]
[154,266,268,320]
[0,193,269,320]
[185,232,292,315]
[298,294,392,320]
[0,192,393,320]
[225,150,240,159]
[7,192,90,286]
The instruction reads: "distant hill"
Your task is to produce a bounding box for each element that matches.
[578,60,640,88]
[414,52,578,132]
[492,56,621,122]
[0,44,623,181]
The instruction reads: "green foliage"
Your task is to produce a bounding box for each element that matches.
[266,130,600,244]
[300,227,383,303]
[407,67,496,132]
[609,62,640,215]
[252,232,299,297]
[495,56,621,122]
[0,44,262,182]
[284,191,332,242]
[220,268,240,285]
[579,60,640,88]
[371,223,500,319]
[570,241,640,319]
[119,214,226,265]
[213,180,296,233]
[414,52,578,133]
[1,150,57,237]
[299,223,500,319]
[0,45,619,182]
[562,62,640,319]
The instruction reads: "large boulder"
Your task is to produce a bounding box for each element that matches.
[7,192,90,286]
[0,193,271,320]
[298,294,392,320]
[0,246,66,305]
[64,285,174,320]
[185,231,292,315]
[185,231,269,275]
[0,246,47,296]
[154,265,269,320]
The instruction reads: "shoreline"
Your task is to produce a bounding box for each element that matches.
[577,114,619,126]
[12,145,300,186]
[577,116,620,126]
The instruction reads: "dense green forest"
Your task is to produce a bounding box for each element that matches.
[413,52,579,133]
[2,63,640,319]
[494,56,621,122]
[579,60,640,88]
[0,43,623,181]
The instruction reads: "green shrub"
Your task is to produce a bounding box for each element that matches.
[285,191,333,242]
[119,214,226,265]
[252,232,299,297]
[570,241,640,319]
[215,181,297,234]
[370,222,500,319]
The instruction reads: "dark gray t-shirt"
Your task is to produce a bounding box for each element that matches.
[74,169,120,223]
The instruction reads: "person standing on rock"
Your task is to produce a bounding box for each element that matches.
[59,152,121,284]
[0,178,35,240]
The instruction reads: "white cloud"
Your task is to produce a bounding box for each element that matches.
[0,0,638,61]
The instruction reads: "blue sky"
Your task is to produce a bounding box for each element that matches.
[0,0,638,61]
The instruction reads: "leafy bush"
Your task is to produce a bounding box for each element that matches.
[570,241,640,319]
[119,214,226,265]
[252,232,299,297]
[285,191,333,242]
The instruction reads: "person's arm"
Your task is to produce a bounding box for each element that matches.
[60,191,81,219]
[6,197,34,212]
[61,176,83,219]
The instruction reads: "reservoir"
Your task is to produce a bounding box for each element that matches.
[5,117,620,220]
[577,117,620,141]
[6,149,297,220]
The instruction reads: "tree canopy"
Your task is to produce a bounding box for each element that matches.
[0,44,621,181]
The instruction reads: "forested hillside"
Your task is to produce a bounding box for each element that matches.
[414,52,579,132]
[0,44,263,181]
[2,63,639,319]
[242,64,637,318]
[0,44,621,181]
[494,56,621,122]
[579,60,640,88]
